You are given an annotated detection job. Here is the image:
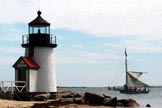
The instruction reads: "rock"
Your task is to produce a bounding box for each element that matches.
[74,98,84,104]
[103,97,117,106]
[48,99,62,105]
[58,90,72,94]
[117,99,128,106]
[0,93,8,99]
[65,104,79,108]
[32,103,49,108]
[146,104,151,107]
[34,93,50,101]
[34,96,46,101]
[61,98,74,103]
[103,94,111,98]
[127,100,139,107]
[117,99,139,107]
[62,92,75,98]
[84,92,105,105]
[74,93,84,98]
[117,101,124,106]
[49,94,62,99]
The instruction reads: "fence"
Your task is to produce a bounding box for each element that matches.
[0,81,26,94]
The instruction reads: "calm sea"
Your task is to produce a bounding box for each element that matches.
[58,87,162,108]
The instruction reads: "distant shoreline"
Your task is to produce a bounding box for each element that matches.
[57,86,162,88]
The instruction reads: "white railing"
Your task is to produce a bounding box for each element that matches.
[0,81,26,93]
[22,35,29,44]
[50,35,57,44]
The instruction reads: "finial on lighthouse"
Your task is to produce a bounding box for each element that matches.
[37,10,42,16]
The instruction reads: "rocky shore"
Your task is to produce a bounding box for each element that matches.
[0,91,139,108]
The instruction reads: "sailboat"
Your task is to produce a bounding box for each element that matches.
[119,48,150,94]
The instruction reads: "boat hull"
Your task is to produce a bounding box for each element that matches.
[119,89,149,94]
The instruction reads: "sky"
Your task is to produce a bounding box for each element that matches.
[0,0,162,87]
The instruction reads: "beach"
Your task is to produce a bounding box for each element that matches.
[0,99,113,108]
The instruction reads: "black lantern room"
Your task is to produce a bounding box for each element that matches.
[22,11,57,48]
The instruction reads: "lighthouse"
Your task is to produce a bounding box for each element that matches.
[13,11,57,92]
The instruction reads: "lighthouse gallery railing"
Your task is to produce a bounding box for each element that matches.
[22,35,57,45]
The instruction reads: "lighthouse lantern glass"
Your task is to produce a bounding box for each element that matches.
[29,26,50,34]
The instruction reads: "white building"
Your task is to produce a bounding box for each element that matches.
[13,11,57,92]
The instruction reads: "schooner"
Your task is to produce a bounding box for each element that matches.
[119,48,150,94]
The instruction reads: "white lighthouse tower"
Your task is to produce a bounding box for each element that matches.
[13,11,57,92]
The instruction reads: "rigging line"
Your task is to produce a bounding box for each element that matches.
[109,61,125,86]
[113,63,124,86]
[108,64,122,86]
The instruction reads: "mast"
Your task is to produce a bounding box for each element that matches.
[125,47,128,86]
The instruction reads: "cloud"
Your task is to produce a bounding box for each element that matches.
[55,50,120,64]
[125,37,162,53]
[0,23,26,42]
[71,44,86,49]
[0,0,37,23]
[0,46,23,54]
[1,0,162,40]
[0,46,23,67]
[56,35,65,41]
[0,35,21,42]
[39,0,162,40]
[0,56,18,66]
[102,43,123,49]
[101,35,162,53]
[1,2,162,57]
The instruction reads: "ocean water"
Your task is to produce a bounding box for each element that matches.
[58,87,162,108]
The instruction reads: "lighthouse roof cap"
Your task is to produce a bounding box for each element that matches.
[29,11,50,27]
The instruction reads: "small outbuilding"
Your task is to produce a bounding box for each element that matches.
[13,56,40,92]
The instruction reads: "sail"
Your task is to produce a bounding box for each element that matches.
[127,71,149,87]
[128,71,143,79]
